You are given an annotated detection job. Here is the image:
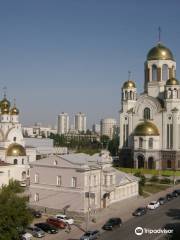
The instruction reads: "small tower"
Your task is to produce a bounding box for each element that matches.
[0,94,11,123]
[121,78,137,112]
[10,99,20,123]
[164,77,180,110]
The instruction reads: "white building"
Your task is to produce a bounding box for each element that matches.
[74,112,86,133]
[100,118,117,139]
[92,124,100,134]
[119,42,180,170]
[23,124,57,138]
[57,112,69,134]
[0,95,36,186]
[29,151,138,213]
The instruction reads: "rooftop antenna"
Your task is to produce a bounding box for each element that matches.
[3,86,7,98]
[158,26,161,44]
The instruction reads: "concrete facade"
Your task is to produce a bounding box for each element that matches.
[29,151,138,213]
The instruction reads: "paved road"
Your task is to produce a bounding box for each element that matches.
[100,197,180,240]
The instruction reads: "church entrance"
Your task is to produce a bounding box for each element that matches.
[148,157,155,169]
[137,155,145,168]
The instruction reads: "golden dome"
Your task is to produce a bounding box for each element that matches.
[134,121,160,136]
[6,143,26,156]
[123,80,136,89]
[147,43,174,61]
[166,78,179,86]
[10,106,19,115]
[1,107,10,114]
[0,97,10,109]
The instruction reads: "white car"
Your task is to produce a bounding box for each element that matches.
[21,232,33,240]
[147,201,160,210]
[55,214,74,225]
[20,181,27,187]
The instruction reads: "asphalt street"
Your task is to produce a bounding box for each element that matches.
[100,196,180,240]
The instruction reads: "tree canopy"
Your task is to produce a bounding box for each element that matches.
[0,180,33,240]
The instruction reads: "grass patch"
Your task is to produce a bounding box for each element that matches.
[142,184,169,194]
[117,167,180,176]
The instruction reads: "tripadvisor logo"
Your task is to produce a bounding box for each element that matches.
[135,227,173,235]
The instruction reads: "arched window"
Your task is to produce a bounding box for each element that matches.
[167,160,171,168]
[148,138,153,149]
[22,159,24,165]
[14,159,18,165]
[139,137,143,148]
[144,107,151,120]
[152,65,158,81]
[162,64,168,81]
[13,137,16,142]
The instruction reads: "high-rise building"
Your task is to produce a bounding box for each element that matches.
[100,118,117,139]
[57,112,69,134]
[74,112,86,133]
[92,123,100,134]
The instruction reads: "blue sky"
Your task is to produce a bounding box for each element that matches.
[0,0,180,128]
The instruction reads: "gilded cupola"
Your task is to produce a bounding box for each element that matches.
[134,121,160,136]
[147,43,174,61]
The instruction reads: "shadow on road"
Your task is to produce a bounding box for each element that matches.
[165,208,180,220]
[164,222,180,240]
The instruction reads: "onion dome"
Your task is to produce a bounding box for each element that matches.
[166,78,179,86]
[123,80,136,89]
[1,107,10,114]
[6,143,26,156]
[134,121,160,136]
[147,43,174,61]
[10,106,19,115]
[0,96,10,109]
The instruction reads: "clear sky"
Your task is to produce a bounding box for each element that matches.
[0,0,180,128]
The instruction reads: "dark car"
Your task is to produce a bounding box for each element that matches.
[26,226,45,238]
[80,230,100,240]
[158,197,167,205]
[102,218,122,230]
[29,208,42,218]
[166,193,173,201]
[34,223,58,234]
[172,190,179,197]
[132,207,147,216]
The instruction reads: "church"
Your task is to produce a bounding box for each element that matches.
[0,94,36,185]
[119,41,180,170]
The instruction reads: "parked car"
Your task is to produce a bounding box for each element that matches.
[55,214,74,225]
[102,218,122,230]
[158,197,167,205]
[147,201,160,210]
[20,232,33,240]
[166,193,173,201]
[174,189,180,195]
[172,190,179,197]
[20,181,27,187]
[29,208,42,218]
[26,226,45,238]
[34,223,58,234]
[80,230,100,240]
[47,217,66,229]
[132,207,147,216]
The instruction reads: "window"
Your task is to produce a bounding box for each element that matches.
[152,65,158,81]
[35,173,39,183]
[149,138,153,149]
[144,108,151,120]
[162,64,168,80]
[13,137,16,142]
[34,193,39,202]
[167,160,171,169]
[71,177,77,188]
[22,159,24,165]
[93,175,97,186]
[104,176,107,185]
[139,137,143,148]
[13,159,18,165]
[56,176,61,186]
[110,175,113,185]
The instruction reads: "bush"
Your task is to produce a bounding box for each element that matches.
[159,178,171,184]
[134,172,146,186]
[149,175,159,182]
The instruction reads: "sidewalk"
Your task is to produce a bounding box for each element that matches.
[53,183,180,240]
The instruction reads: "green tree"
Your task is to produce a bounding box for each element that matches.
[0,180,33,240]
[100,135,110,148]
[108,137,119,156]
